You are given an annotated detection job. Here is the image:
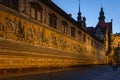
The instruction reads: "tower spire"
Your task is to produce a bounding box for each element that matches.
[98,6,105,22]
[77,0,82,22]
[101,0,103,8]
[79,0,80,14]
[77,0,86,29]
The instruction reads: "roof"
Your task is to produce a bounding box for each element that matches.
[87,21,112,42]
[114,33,120,36]
[40,0,88,31]
[87,27,96,34]
[40,0,104,44]
[96,21,112,33]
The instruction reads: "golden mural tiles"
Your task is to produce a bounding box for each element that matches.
[0,15,85,53]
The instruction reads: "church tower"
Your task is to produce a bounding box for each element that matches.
[77,0,86,29]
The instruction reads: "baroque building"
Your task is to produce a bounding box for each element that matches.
[0,0,106,73]
[114,33,120,48]
[87,7,114,63]
[113,33,120,63]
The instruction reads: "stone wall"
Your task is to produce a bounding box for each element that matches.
[0,4,106,72]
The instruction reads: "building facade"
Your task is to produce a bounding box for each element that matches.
[114,33,120,48]
[114,33,120,63]
[0,0,106,72]
[87,7,114,63]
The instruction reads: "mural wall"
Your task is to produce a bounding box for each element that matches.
[0,6,106,71]
[0,9,90,55]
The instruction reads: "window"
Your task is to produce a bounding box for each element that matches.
[10,0,18,10]
[61,21,68,34]
[71,27,75,37]
[31,8,42,21]
[96,28,102,34]
[83,34,86,42]
[49,13,57,28]
[31,7,36,18]
[22,0,27,13]
[78,30,82,41]
[37,11,42,21]
[30,2,43,21]
[94,41,97,48]
[88,37,90,43]
[91,39,94,46]
[118,42,120,47]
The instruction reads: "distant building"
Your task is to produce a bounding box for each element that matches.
[114,33,120,48]
[87,7,114,63]
[114,33,120,63]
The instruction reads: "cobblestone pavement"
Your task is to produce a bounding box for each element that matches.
[1,65,120,80]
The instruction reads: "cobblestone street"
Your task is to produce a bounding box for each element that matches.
[1,65,120,80]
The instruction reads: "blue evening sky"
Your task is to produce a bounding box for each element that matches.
[52,0,120,34]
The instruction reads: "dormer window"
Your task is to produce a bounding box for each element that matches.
[96,28,102,34]
[49,13,57,28]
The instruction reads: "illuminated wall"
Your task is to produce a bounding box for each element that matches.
[114,34,120,48]
[0,2,106,71]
